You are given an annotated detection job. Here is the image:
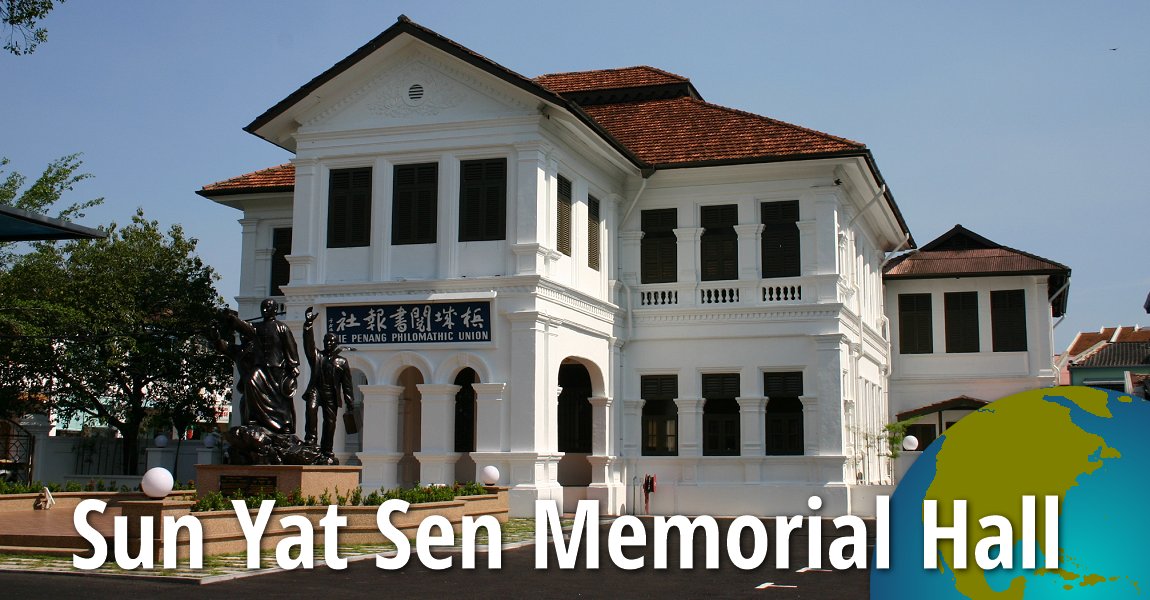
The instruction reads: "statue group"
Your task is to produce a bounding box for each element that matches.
[211,299,354,466]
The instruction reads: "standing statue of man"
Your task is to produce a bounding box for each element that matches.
[217,299,301,435]
[303,306,354,458]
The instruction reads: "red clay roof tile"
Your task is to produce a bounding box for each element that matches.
[534,66,689,94]
[198,164,295,196]
[581,97,864,166]
[884,225,1068,279]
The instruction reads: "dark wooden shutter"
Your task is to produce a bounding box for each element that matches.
[702,373,740,456]
[587,196,600,270]
[459,158,506,242]
[641,208,677,284]
[556,176,572,256]
[327,167,371,248]
[393,163,437,245]
[945,291,980,353]
[700,204,738,281]
[761,200,800,278]
[991,289,1027,352]
[270,227,292,296]
[764,371,803,455]
[898,293,933,354]
[641,375,678,456]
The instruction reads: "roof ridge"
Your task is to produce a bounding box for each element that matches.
[535,65,689,81]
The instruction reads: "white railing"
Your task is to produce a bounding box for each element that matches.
[634,276,812,310]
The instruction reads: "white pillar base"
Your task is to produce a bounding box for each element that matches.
[358,451,403,490]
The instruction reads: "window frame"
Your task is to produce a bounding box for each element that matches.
[761,200,800,278]
[641,375,678,456]
[392,162,438,246]
[587,195,601,271]
[269,227,292,296]
[898,293,934,354]
[764,371,804,456]
[326,167,372,248]
[700,204,738,281]
[458,158,507,242]
[702,373,740,456]
[944,291,980,353]
[640,208,677,284]
[991,289,1028,352]
[556,175,572,256]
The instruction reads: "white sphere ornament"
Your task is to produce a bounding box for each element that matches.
[153,434,169,448]
[480,465,500,486]
[141,467,174,499]
[202,433,218,448]
[902,435,920,452]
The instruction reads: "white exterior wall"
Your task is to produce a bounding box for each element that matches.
[885,274,1058,418]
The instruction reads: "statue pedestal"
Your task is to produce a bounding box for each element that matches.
[195,464,362,499]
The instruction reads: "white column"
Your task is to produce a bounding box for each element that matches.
[472,382,507,452]
[674,397,704,457]
[737,396,767,456]
[358,384,404,490]
[813,334,847,455]
[622,398,645,456]
[589,396,612,456]
[674,228,704,284]
[19,414,51,482]
[290,157,319,284]
[416,383,462,485]
[619,231,644,286]
[800,395,819,456]
[734,224,764,281]
[813,194,840,277]
[437,153,460,279]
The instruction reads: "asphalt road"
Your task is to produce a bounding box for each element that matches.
[0,518,872,599]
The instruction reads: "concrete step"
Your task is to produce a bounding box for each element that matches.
[0,544,94,558]
[0,532,113,550]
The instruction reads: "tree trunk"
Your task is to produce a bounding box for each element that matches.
[120,424,141,476]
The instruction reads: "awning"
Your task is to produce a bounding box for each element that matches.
[0,205,105,241]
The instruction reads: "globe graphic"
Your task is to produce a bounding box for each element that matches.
[871,386,1149,598]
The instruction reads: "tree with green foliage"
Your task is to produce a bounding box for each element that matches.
[0,210,233,474]
[1,0,62,55]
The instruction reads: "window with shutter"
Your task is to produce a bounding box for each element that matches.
[459,158,506,242]
[945,291,980,353]
[702,373,740,456]
[764,372,803,455]
[327,167,372,248]
[641,375,678,456]
[898,293,933,354]
[761,200,800,278]
[392,163,438,245]
[556,175,572,256]
[700,204,738,281]
[270,227,292,296]
[587,196,600,271]
[991,289,1027,352]
[641,208,677,284]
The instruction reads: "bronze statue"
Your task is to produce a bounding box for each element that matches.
[219,299,300,435]
[303,306,353,460]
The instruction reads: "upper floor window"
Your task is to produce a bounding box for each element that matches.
[945,291,980,353]
[700,204,738,281]
[641,208,677,284]
[269,227,292,296]
[641,375,678,456]
[587,196,601,271]
[991,289,1027,352]
[459,158,506,242]
[327,167,371,248]
[556,175,573,256]
[898,293,933,354]
[764,371,804,455]
[761,200,800,278]
[702,373,740,456]
[392,162,438,245]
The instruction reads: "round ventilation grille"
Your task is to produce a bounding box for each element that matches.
[407,83,425,104]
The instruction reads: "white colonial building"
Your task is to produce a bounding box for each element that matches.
[198,16,1068,517]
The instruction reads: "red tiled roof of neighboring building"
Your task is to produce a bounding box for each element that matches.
[534,66,689,94]
[581,97,864,166]
[1112,326,1150,343]
[197,164,295,196]
[1071,341,1150,368]
[1066,329,1114,357]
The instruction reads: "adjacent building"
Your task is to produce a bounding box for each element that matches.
[198,16,1068,517]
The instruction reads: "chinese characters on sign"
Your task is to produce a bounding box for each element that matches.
[325,301,491,345]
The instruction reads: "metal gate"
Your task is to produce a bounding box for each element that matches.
[0,420,34,484]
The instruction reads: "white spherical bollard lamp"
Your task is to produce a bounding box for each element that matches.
[480,465,500,486]
[141,467,174,499]
[902,435,920,452]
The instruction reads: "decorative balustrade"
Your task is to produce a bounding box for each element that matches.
[634,276,811,310]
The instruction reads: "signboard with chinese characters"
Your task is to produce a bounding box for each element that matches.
[326,301,491,345]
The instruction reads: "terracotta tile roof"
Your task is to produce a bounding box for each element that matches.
[534,66,689,94]
[884,225,1069,279]
[1113,326,1150,343]
[1071,341,1150,368]
[197,164,295,196]
[896,395,988,422]
[1066,329,1115,357]
[581,97,864,166]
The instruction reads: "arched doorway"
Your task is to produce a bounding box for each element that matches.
[454,368,478,483]
[557,361,592,503]
[397,367,423,488]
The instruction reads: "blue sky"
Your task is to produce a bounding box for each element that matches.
[3,1,1147,351]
